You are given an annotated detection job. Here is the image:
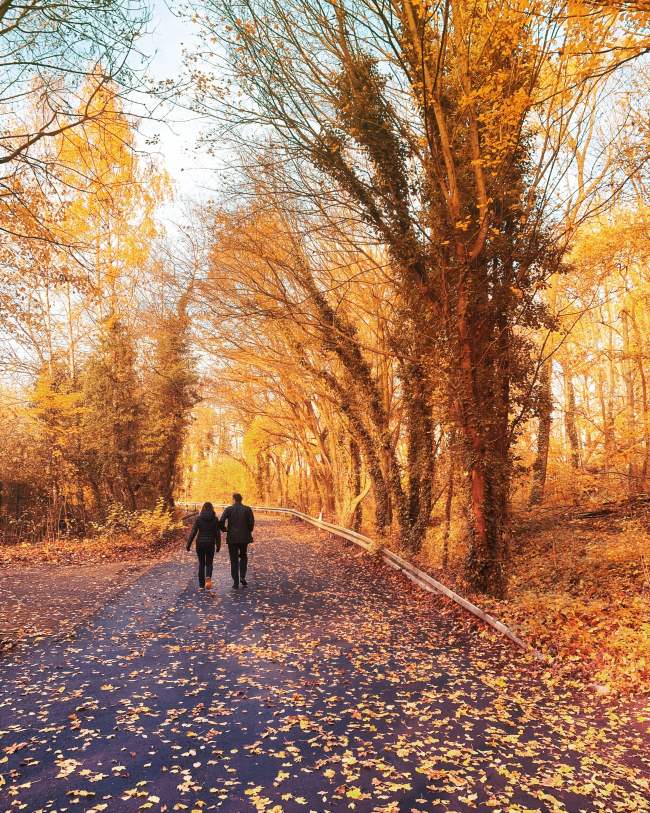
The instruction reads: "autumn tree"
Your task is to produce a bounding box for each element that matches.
[194,199,443,543]
[0,1,148,192]
[141,295,198,509]
[81,314,141,510]
[0,81,197,536]
[186,0,648,594]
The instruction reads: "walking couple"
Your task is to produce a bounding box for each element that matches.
[186,494,255,590]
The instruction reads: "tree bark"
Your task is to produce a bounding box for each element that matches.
[442,437,455,570]
[630,311,650,486]
[529,360,552,506]
[313,367,393,534]
[621,308,638,492]
[563,366,582,469]
[349,438,362,531]
[403,358,436,552]
[455,278,510,598]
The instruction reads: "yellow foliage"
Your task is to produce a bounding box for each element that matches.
[135,498,181,543]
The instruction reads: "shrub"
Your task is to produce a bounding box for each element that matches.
[91,502,137,536]
[135,498,180,543]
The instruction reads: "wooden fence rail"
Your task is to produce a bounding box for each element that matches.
[178,502,534,654]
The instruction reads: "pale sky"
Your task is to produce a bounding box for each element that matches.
[138,1,223,210]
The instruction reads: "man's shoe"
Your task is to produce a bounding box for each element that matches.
[241,579,248,587]
[232,582,239,589]
[205,578,212,590]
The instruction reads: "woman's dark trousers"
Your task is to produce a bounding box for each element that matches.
[228,543,248,585]
[196,542,215,587]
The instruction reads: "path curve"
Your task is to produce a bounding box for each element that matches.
[0,517,648,812]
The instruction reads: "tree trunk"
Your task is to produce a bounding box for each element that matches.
[403,360,435,552]
[563,366,582,469]
[349,438,362,531]
[597,368,615,469]
[302,291,405,534]
[464,451,509,597]
[255,453,264,503]
[316,466,336,519]
[605,312,617,473]
[456,281,510,598]
[621,308,638,492]
[442,437,455,570]
[630,312,650,486]
[89,477,104,519]
[325,376,392,533]
[529,360,552,506]
[302,458,312,511]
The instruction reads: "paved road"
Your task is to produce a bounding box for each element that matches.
[1,518,648,812]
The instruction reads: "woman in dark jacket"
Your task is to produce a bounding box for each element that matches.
[186,502,221,589]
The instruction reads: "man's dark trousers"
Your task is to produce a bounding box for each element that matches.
[228,543,248,585]
[197,542,215,588]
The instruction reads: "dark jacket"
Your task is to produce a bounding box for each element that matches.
[220,502,254,546]
[187,510,221,550]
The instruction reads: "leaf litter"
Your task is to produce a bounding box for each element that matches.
[0,518,648,812]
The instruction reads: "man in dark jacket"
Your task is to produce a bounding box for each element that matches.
[186,502,221,590]
[220,493,254,589]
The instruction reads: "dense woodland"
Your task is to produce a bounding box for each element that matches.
[1,0,649,609]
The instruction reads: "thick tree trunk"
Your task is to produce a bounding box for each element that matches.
[346,411,391,531]
[455,273,510,598]
[403,367,435,552]
[255,453,265,503]
[270,455,286,506]
[304,291,405,534]
[597,368,615,467]
[529,360,552,506]
[320,372,392,534]
[401,344,439,552]
[636,349,649,485]
[464,451,509,597]
[297,454,306,511]
[639,362,650,486]
[605,315,617,468]
[120,457,138,510]
[89,477,104,519]
[321,471,336,519]
[303,459,312,512]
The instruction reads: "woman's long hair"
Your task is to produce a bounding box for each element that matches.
[200,501,216,517]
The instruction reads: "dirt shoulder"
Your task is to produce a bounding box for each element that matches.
[0,533,183,653]
[414,498,649,697]
[498,500,650,695]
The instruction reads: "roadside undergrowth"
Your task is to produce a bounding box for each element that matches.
[417,504,649,695]
[0,500,182,567]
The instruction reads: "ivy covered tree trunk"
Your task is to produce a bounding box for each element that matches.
[82,314,143,510]
[402,358,436,553]
[455,277,512,599]
[442,438,455,570]
[142,301,197,509]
